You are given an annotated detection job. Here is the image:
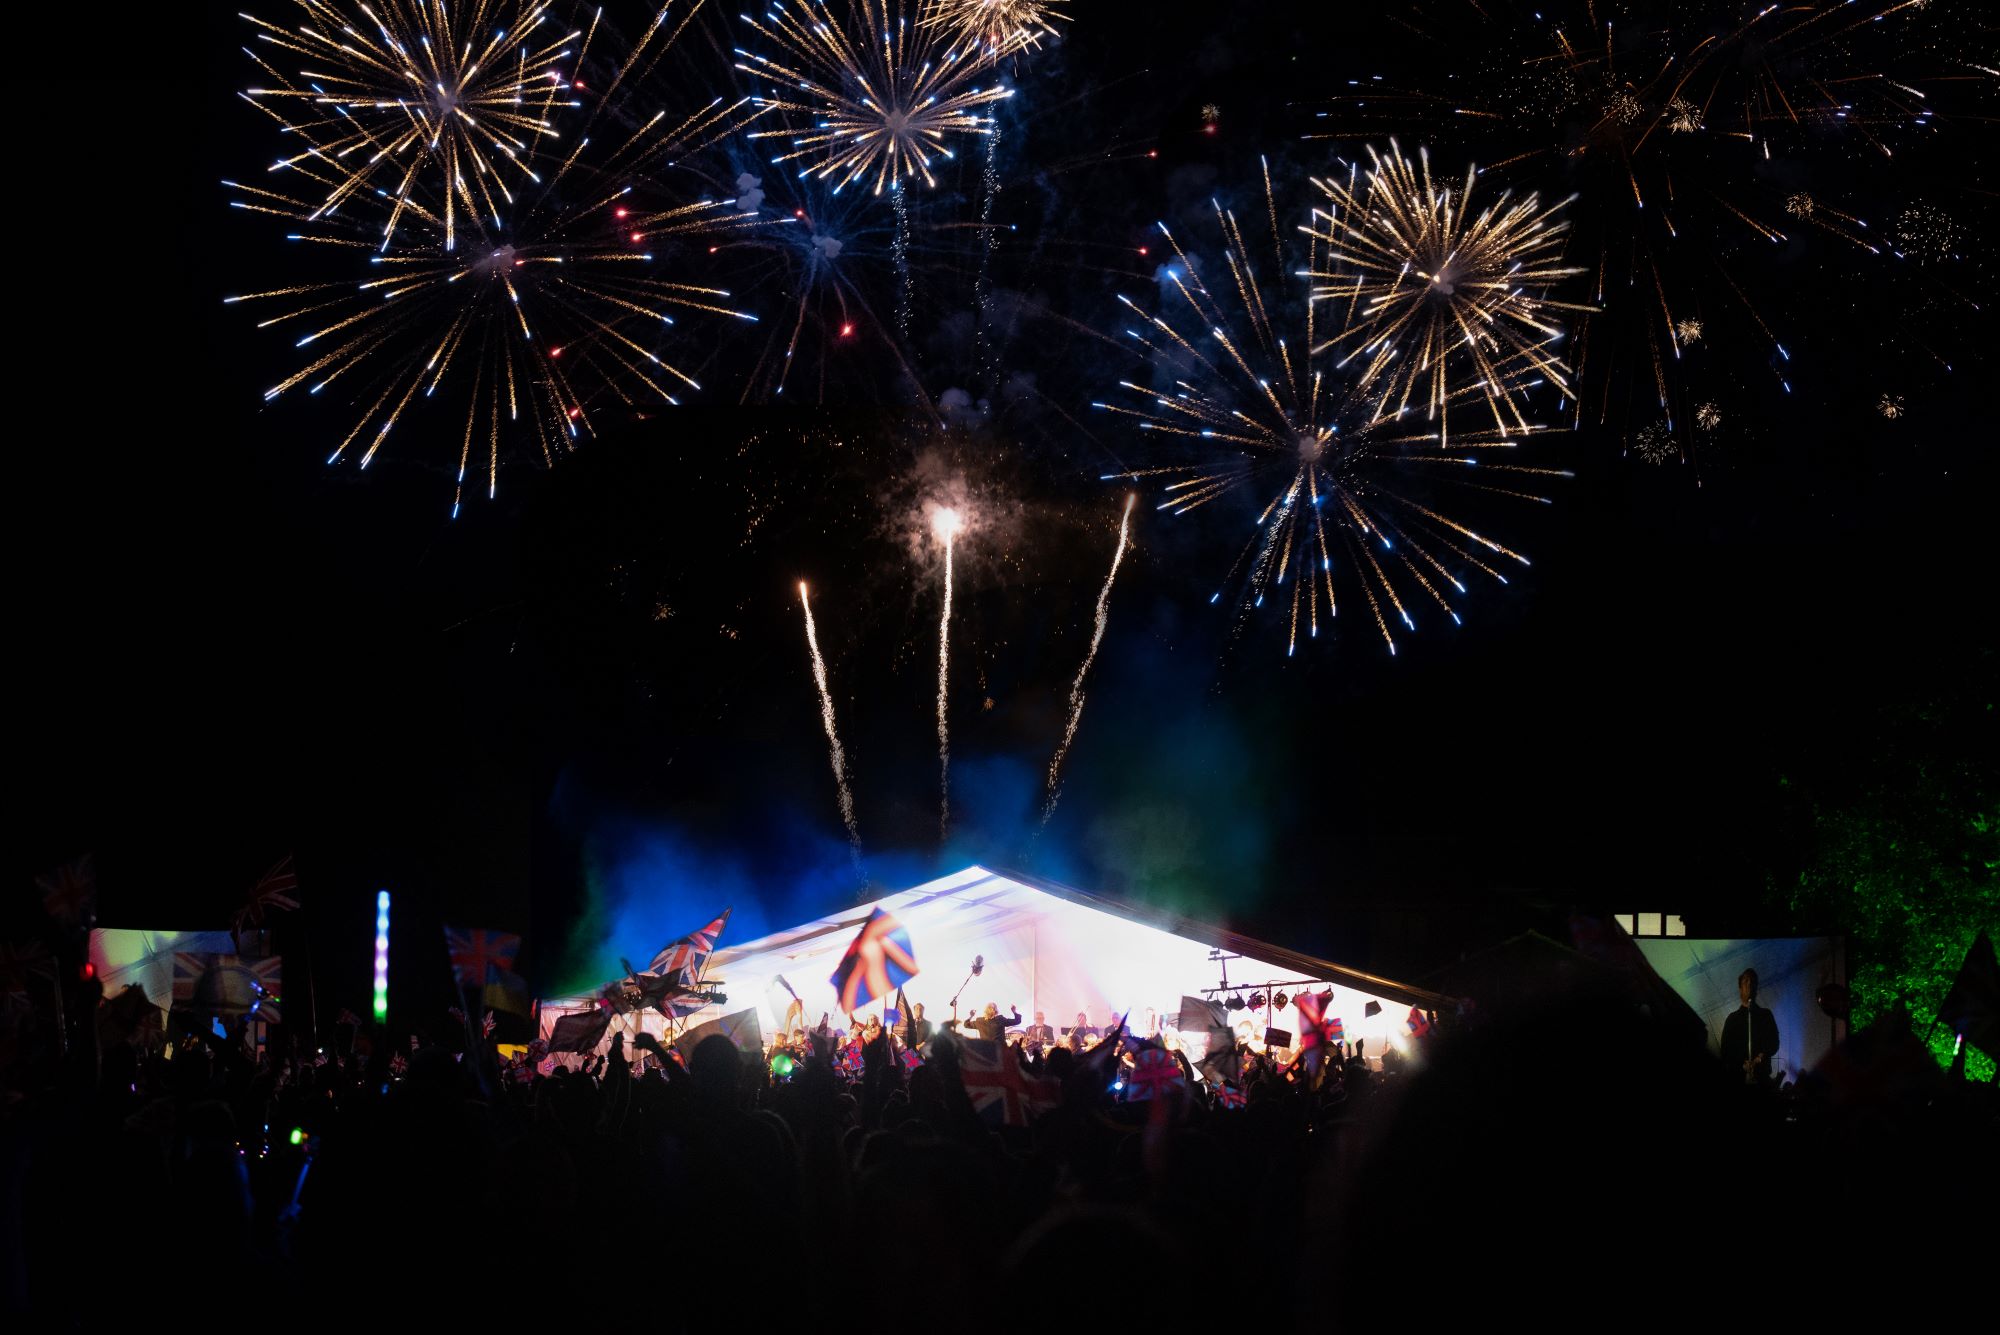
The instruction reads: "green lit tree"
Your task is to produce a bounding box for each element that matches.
[1778,668,1999,1080]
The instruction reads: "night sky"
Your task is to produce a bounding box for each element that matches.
[19,3,1993,1020]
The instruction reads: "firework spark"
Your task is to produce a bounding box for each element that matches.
[1695,401,1723,432]
[800,582,862,869]
[1098,163,1569,657]
[1302,142,1589,445]
[229,5,767,511]
[241,0,584,254]
[1631,420,1679,465]
[735,0,1016,197]
[1043,493,1134,823]
[1306,2,1939,427]
[227,184,762,512]
[932,502,963,838]
[920,0,1068,56]
[724,169,918,400]
[1893,203,1962,263]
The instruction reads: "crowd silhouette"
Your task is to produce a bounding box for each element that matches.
[4,971,1992,1328]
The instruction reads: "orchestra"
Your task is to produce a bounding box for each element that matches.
[719,951,1438,1107]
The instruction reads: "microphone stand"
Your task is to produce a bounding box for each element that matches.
[950,963,982,1030]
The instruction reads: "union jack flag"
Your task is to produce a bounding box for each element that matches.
[1295,990,1341,1074]
[957,1038,1058,1127]
[659,987,709,1018]
[35,855,96,932]
[444,925,521,988]
[648,909,731,984]
[900,1048,923,1071]
[827,907,919,1012]
[233,856,300,943]
[1406,1006,1432,1038]
[1215,1084,1247,1110]
[171,953,283,1022]
[1124,1046,1187,1102]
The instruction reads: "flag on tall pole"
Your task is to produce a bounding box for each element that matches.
[36,855,97,934]
[444,926,521,988]
[828,908,919,1012]
[233,856,298,946]
[648,909,731,984]
[767,974,805,1036]
[482,963,532,1018]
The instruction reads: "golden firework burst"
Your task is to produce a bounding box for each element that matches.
[1098,161,1569,657]
[920,0,1069,55]
[240,0,589,254]
[1302,141,1590,444]
[737,0,1015,196]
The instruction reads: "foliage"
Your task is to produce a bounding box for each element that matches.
[1778,664,1999,1081]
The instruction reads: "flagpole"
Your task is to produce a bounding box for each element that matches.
[300,901,322,1046]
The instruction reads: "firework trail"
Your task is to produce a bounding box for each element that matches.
[800,582,863,870]
[972,117,1003,388]
[1043,493,1135,823]
[893,183,915,339]
[934,505,962,839]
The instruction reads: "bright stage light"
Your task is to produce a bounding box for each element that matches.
[372,890,390,1022]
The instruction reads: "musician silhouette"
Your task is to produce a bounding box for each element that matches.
[1718,968,1779,1085]
[1024,1011,1057,1049]
[963,1002,1021,1042]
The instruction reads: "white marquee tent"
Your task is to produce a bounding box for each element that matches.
[540,865,1447,1058]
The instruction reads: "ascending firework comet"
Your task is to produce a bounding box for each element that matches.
[1302,141,1590,442]
[229,4,768,512]
[932,502,962,838]
[240,0,584,254]
[1043,493,1133,823]
[799,582,862,869]
[1096,162,1570,657]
